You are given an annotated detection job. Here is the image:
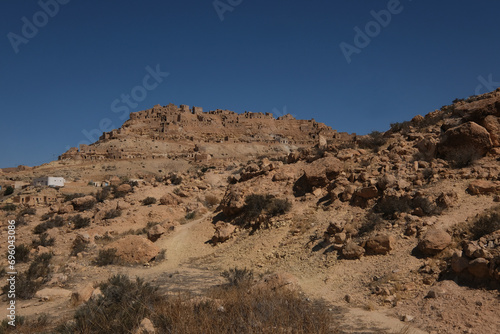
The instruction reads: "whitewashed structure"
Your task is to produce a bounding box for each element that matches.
[33,177,66,188]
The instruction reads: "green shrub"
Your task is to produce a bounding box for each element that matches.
[71,237,88,256]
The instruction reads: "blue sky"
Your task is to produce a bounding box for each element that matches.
[1,0,499,168]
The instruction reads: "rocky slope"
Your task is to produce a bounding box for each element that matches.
[1,89,500,333]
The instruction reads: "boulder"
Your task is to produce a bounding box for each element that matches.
[116,183,132,193]
[481,115,500,146]
[451,254,469,273]
[377,174,397,191]
[468,258,490,278]
[418,229,452,256]
[106,235,160,264]
[147,224,166,242]
[159,193,181,206]
[70,283,95,306]
[219,188,246,216]
[355,186,379,199]
[467,180,500,195]
[35,287,72,301]
[438,121,492,162]
[211,222,236,244]
[133,318,156,334]
[365,234,395,255]
[342,241,365,259]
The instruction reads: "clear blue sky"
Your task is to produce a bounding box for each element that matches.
[1,0,499,168]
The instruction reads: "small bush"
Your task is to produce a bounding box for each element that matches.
[95,186,111,202]
[58,274,336,334]
[32,233,55,248]
[19,207,36,216]
[14,244,31,263]
[73,198,96,212]
[33,216,64,234]
[221,267,254,287]
[142,197,157,206]
[72,215,91,229]
[169,173,182,185]
[95,248,117,266]
[2,253,53,300]
[243,194,292,220]
[453,206,500,241]
[185,211,196,220]
[3,186,14,196]
[63,193,85,202]
[71,237,88,256]
[41,212,54,221]
[204,194,220,207]
[1,204,17,212]
[103,209,122,220]
[59,275,160,333]
[358,131,387,152]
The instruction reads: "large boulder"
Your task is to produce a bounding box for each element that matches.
[418,229,452,256]
[106,235,160,264]
[159,193,181,206]
[294,157,343,196]
[481,115,500,146]
[219,188,246,216]
[438,122,492,162]
[467,180,500,195]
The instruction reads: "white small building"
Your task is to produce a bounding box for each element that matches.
[33,177,66,188]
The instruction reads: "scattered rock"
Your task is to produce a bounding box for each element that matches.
[418,229,452,256]
[342,241,365,259]
[365,234,395,255]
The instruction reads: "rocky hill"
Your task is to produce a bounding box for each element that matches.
[59,103,355,162]
[1,90,500,333]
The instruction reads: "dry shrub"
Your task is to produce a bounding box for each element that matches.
[57,273,337,334]
[94,248,117,266]
[204,194,220,207]
[452,205,500,241]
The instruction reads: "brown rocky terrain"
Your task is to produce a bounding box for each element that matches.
[1,90,500,333]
